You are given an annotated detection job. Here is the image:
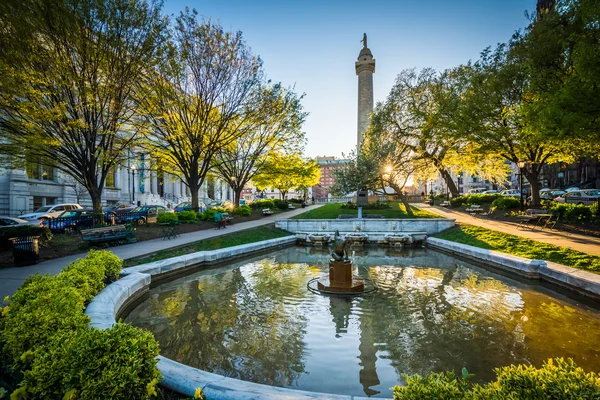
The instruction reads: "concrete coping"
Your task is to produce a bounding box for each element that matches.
[86,235,380,399]
[427,237,600,299]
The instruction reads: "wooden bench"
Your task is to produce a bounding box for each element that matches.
[222,213,234,223]
[440,201,450,207]
[80,225,136,247]
[465,204,483,214]
[262,208,274,215]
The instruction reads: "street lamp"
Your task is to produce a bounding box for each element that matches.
[517,161,526,211]
[130,165,136,203]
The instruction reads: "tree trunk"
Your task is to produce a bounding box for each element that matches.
[441,169,459,197]
[189,182,200,211]
[90,187,103,214]
[233,187,243,208]
[398,192,414,217]
[524,168,542,207]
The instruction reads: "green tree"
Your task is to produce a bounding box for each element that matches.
[0,0,167,212]
[253,153,320,200]
[212,83,307,207]
[137,9,263,211]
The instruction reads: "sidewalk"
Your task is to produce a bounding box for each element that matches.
[0,205,320,305]
[419,203,600,256]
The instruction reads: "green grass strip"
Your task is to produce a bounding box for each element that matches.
[435,224,600,273]
[124,225,291,267]
[292,202,441,219]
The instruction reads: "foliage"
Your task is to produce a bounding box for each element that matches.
[176,211,199,223]
[249,199,275,210]
[212,82,307,207]
[464,194,500,205]
[549,203,594,223]
[491,197,521,210]
[157,213,180,224]
[234,205,252,216]
[123,225,291,266]
[273,199,290,210]
[292,203,440,220]
[136,10,263,210]
[0,0,168,212]
[0,250,157,399]
[394,358,600,400]
[450,197,467,208]
[252,152,320,199]
[0,226,52,251]
[435,225,600,272]
[199,207,227,222]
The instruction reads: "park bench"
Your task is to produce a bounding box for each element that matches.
[516,209,559,230]
[465,204,483,215]
[80,225,136,247]
[222,213,234,223]
[262,208,274,215]
[440,201,450,207]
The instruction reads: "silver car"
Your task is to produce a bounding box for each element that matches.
[0,216,43,228]
[19,203,83,221]
[554,190,600,205]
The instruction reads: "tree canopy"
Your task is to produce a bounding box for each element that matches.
[252,153,320,200]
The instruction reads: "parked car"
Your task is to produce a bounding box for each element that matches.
[467,188,488,195]
[554,189,600,205]
[539,189,565,200]
[116,205,169,225]
[174,202,206,213]
[103,203,136,223]
[19,203,83,221]
[499,189,521,197]
[481,190,498,194]
[564,187,580,193]
[207,200,234,210]
[44,209,97,232]
[0,216,43,228]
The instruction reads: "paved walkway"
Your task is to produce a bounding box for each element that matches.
[419,203,600,256]
[0,205,320,305]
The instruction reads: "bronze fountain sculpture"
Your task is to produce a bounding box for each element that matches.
[317,230,365,293]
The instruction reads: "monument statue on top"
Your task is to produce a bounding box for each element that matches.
[361,33,367,48]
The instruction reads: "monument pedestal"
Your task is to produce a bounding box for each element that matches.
[317,260,365,293]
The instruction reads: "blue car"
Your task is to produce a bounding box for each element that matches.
[44,210,97,232]
[174,202,206,213]
[116,205,169,225]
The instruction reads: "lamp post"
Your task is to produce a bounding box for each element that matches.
[130,165,136,204]
[517,161,525,211]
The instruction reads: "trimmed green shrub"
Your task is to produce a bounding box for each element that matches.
[288,198,304,204]
[0,226,52,251]
[157,212,178,224]
[341,202,392,210]
[234,205,252,216]
[465,194,500,205]
[393,358,600,400]
[0,250,156,399]
[249,199,275,210]
[450,196,467,208]
[273,199,290,210]
[550,203,593,223]
[176,210,199,223]
[491,196,520,210]
[22,324,160,400]
[200,207,227,221]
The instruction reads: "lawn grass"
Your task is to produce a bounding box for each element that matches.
[124,224,291,267]
[435,224,600,273]
[292,202,441,219]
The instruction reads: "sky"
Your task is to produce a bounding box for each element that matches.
[164,0,537,159]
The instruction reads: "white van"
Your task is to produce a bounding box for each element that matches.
[467,188,487,195]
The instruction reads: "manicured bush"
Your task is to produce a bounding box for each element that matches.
[234,205,252,216]
[0,226,52,251]
[176,210,199,223]
[491,196,520,210]
[550,203,593,223]
[157,212,179,224]
[273,199,290,210]
[249,199,275,210]
[0,250,157,399]
[393,358,600,400]
[200,207,227,221]
[341,202,392,210]
[450,196,467,208]
[288,198,304,204]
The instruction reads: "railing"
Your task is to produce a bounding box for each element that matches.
[45,215,113,233]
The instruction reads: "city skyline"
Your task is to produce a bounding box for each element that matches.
[165,0,537,158]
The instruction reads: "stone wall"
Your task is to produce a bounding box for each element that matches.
[275,218,455,235]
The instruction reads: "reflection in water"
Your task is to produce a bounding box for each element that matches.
[124,247,600,398]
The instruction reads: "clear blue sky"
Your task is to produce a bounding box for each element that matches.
[164,0,536,159]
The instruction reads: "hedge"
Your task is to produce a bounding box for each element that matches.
[157,213,179,224]
[0,250,161,399]
[393,358,600,399]
[176,210,199,223]
[491,196,520,210]
[248,199,275,210]
[550,203,594,223]
[234,205,252,216]
[273,199,290,210]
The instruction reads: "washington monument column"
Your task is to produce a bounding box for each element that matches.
[355,33,375,150]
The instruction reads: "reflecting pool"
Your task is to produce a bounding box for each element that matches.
[124,246,600,398]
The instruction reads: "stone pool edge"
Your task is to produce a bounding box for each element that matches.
[85,235,376,400]
[427,237,600,300]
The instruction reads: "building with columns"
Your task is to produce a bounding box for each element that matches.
[356,33,375,150]
[0,153,234,216]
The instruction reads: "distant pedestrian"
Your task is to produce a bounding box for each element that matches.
[214,210,226,229]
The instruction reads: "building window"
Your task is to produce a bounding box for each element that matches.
[105,166,116,188]
[27,157,55,181]
[33,196,57,209]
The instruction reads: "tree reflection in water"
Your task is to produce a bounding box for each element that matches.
[124,247,600,398]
